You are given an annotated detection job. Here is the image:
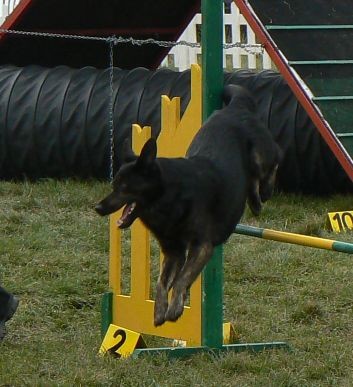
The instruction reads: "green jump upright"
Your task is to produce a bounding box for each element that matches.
[201,0,224,349]
[199,0,289,355]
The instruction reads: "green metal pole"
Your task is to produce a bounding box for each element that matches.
[101,291,113,338]
[202,0,224,120]
[201,0,224,348]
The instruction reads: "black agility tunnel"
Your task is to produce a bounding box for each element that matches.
[0,64,351,194]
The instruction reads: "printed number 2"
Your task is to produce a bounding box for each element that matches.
[108,329,127,358]
[332,212,353,232]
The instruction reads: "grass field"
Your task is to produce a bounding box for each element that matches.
[0,179,352,386]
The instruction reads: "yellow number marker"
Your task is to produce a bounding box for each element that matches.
[328,210,353,232]
[99,324,146,358]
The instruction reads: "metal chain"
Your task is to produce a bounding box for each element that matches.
[0,27,107,41]
[108,37,115,182]
[0,28,263,54]
[116,36,263,53]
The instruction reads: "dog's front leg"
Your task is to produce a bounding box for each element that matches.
[165,241,213,323]
[154,249,185,326]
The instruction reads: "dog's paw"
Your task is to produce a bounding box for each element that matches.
[248,199,262,217]
[154,314,166,327]
[154,286,168,326]
[154,308,167,326]
[165,295,184,322]
[154,299,168,327]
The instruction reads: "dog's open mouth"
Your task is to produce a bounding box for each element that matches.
[117,202,137,228]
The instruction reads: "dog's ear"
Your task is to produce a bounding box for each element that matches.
[223,84,257,111]
[121,137,136,163]
[223,84,237,106]
[137,138,157,168]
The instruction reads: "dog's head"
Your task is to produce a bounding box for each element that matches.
[95,138,162,228]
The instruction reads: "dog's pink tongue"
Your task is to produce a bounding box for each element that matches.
[117,203,136,226]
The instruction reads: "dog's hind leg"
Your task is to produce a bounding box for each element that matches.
[248,178,262,216]
[165,241,213,323]
[154,247,186,327]
[259,164,278,203]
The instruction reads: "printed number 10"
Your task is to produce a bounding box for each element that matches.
[332,212,353,232]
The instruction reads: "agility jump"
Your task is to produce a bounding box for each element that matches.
[98,0,352,358]
[98,53,293,356]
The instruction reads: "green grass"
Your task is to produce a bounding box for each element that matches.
[0,179,353,386]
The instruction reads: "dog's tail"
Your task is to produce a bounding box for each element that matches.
[223,84,257,111]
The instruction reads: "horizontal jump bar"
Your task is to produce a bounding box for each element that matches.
[289,60,353,65]
[234,224,353,254]
[266,25,353,30]
[336,133,353,138]
[313,96,353,101]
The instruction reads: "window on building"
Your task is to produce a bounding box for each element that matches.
[225,54,233,71]
[256,53,263,70]
[240,55,249,68]
[167,54,178,70]
[240,24,248,44]
[196,24,202,43]
[225,24,233,44]
[224,3,232,14]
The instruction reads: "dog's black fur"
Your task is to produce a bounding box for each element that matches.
[95,85,281,326]
[222,85,281,215]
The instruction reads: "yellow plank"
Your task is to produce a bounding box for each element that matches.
[132,125,152,153]
[115,296,202,346]
[109,211,122,294]
[130,220,150,299]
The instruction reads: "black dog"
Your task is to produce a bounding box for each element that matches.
[223,84,281,215]
[95,85,280,326]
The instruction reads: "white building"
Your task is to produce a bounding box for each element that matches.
[0,0,19,24]
[160,2,274,71]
